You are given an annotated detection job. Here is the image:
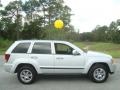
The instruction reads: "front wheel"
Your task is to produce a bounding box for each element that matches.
[17,66,37,84]
[88,64,109,83]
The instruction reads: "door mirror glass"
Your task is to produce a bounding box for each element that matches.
[72,50,80,55]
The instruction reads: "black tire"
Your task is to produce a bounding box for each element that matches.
[88,64,109,83]
[17,66,37,84]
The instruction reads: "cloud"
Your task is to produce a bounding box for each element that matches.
[65,0,120,32]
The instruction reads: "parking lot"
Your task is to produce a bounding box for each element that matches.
[0,55,120,90]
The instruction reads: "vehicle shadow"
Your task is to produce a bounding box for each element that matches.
[36,74,90,82]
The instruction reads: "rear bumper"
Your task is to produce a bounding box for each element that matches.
[4,63,13,73]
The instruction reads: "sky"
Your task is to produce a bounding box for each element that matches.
[1,0,120,32]
[65,0,120,32]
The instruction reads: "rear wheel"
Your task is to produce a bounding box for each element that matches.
[17,66,37,84]
[88,64,109,83]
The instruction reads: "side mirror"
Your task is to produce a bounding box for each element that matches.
[72,50,80,55]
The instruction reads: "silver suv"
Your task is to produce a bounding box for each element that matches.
[4,40,116,84]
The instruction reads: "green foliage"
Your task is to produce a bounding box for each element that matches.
[0,38,12,48]
[79,32,94,41]
[0,38,13,54]
[79,19,120,43]
[21,17,45,39]
[0,0,23,40]
[0,0,74,40]
[44,29,79,41]
[92,26,108,41]
[1,0,120,44]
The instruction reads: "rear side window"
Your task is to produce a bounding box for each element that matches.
[12,43,30,53]
[32,42,51,54]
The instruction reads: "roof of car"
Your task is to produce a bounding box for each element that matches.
[15,40,69,43]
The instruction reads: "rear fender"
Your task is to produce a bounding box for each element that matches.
[11,58,41,74]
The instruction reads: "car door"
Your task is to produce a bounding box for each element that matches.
[30,42,54,73]
[54,43,85,74]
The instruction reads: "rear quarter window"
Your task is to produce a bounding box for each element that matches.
[12,42,30,53]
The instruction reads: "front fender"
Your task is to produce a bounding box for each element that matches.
[83,57,111,74]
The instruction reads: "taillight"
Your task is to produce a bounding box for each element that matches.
[5,54,10,62]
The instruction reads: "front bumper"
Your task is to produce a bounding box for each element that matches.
[109,63,116,74]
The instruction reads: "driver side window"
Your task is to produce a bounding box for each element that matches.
[55,43,73,55]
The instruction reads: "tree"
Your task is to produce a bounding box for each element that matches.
[0,0,23,40]
[108,21,120,43]
[22,17,45,39]
[92,25,109,42]
[0,0,73,40]
[22,0,40,22]
[37,0,73,31]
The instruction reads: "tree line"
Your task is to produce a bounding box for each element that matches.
[0,0,74,40]
[80,19,120,43]
[0,0,120,43]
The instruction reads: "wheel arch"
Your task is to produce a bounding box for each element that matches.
[87,62,110,74]
[14,63,38,74]
[11,58,41,74]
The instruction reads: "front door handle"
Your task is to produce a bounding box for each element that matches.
[31,56,38,59]
[56,57,64,59]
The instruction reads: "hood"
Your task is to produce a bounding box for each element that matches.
[87,51,112,59]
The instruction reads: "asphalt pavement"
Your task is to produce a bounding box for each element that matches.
[0,55,120,90]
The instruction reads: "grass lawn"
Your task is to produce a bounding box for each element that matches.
[0,40,13,55]
[0,40,120,58]
[74,42,120,58]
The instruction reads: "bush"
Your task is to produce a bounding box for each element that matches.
[0,38,13,48]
